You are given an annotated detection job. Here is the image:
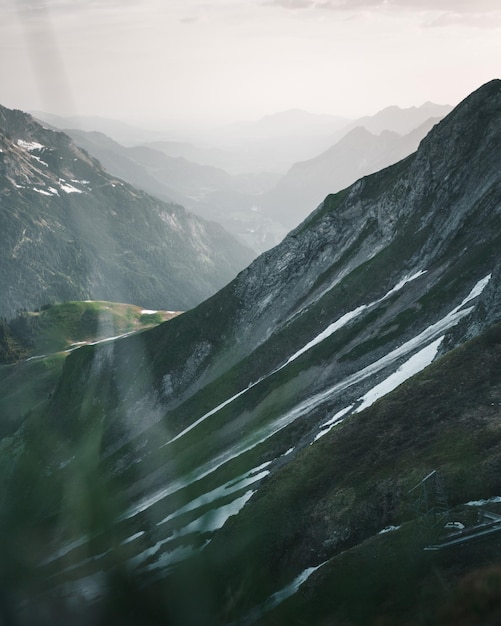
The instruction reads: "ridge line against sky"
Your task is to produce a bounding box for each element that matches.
[1,0,500,128]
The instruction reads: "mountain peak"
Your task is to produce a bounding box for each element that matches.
[416,78,501,172]
[435,79,501,123]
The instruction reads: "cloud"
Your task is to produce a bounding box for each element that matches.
[423,10,501,29]
[15,0,140,15]
[264,0,501,12]
[263,0,315,8]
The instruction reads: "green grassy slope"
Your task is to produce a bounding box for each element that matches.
[1,320,499,626]
[0,301,179,438]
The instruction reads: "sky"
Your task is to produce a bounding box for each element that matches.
[1,0,501,129]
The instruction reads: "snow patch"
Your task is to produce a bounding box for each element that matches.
[383,270,427,299]
[130,492,255,571]
[121,531,145,545]
[239,562,327,625]
[379,525,401,535]
[285,306,368,366]
[356,337,443,412]
[156,463,270,527]
[314,405,355,442]
[164,382,257,446]
[125,460,269,521]
[142,543,207,574]
[59,179,83,194]
[31,154,48,167]
[17,139,45,151]
[33,187,54,196]
[464,274,492,303]
[465,496,501,507]
[176,490,255,536]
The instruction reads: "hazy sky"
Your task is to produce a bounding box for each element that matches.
[1,0,501,128]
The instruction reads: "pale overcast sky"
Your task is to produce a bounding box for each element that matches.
[1,0,501,128]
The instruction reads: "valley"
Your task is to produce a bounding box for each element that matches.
[35,102,452,254]
[0,79,500,625]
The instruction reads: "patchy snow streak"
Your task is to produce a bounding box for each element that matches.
[130,491,255,571]
[280,270,428,369]
[124,461,270,521]
[465,496,501,507]
[31,154,48,167]
[238,562,327,625]
[59,179,84,194]
[379,525,401,535]
[33,187,54,196]
[314,405,355,442]
[165,271,430,447]
[356,337,444,412]
[285,306,369,367]
[17,139,45,151]
[164,382,260,446]
[121,531,145,545]
[156,463,271,527]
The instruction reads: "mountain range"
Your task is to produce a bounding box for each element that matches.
[40,103,453,254]
[58,128,283,253]
[261,116,443,230]
[34,103,451,175]
[0,79,500,625]
[0,105,254,319]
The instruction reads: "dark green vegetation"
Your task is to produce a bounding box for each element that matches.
[227,321,501,625]
[0,105,254,319]
[0,81,501,625]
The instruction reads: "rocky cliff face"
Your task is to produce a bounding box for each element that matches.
[0,105,254,318]
[1,80,501,625]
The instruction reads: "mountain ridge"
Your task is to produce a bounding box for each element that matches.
[1,80,500,624]
[0,104,254,318]
[43,79,501,445]
[262,115,443,229]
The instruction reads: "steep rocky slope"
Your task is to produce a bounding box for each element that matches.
[0,106,254,318]
[0,80,500,625]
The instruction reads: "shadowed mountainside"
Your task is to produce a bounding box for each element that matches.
[0,105,254,318]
